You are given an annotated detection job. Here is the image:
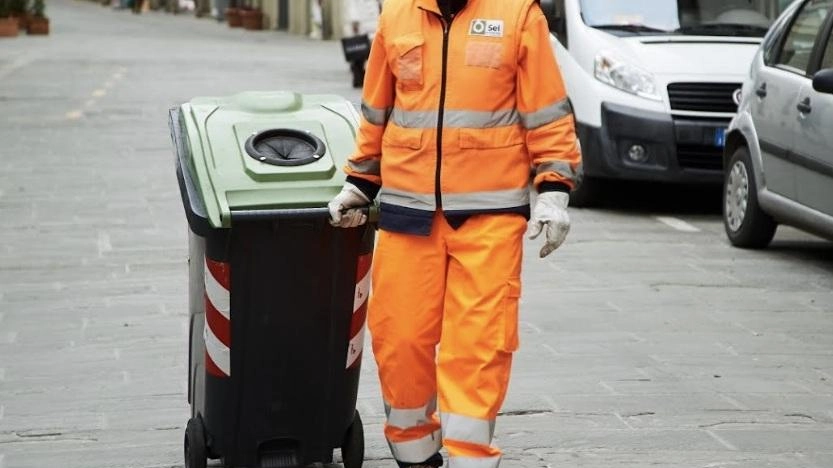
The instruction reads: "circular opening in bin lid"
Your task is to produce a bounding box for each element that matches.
[245,129,326,166]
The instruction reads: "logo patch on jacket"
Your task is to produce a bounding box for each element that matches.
[469,19,504,37]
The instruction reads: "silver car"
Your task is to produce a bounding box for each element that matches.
[723,0,833,247]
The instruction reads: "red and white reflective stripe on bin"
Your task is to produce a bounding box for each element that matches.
[347,253,372,369]
[204,257,231,378]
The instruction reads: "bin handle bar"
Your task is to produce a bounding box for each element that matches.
[229,206,373,222]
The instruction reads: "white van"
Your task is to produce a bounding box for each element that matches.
[539,0,793,206]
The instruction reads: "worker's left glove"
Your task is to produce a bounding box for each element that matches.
[528,191,571,258]
[328,182,370,228]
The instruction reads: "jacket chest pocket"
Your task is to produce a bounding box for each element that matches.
[391,33,425,91]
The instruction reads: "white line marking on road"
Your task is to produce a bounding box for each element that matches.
[715,342,739,356]
[122,371,131,383]
[627,332,647,343]
[705,430,738,450]
[97,231,112,257]
[81,318,89,332]
[92,89,106,98]
[113,349,121,361]
[0,453,5,468]
[718,394,748,410]
[0,405,4,420]
[686,262,710,274]
[541,343,560,357]
[605,301,623,313]
[733,322,760,337]
[1,333,17,344]
[613,412,635,430]
[520,321,542,334]
[83,99,96,108]
[654,216,701,232]
[104,80,115,89]
[598,381,619,395]
[540,395,559,412]
[65,110,84,120]
[99,414,109,430]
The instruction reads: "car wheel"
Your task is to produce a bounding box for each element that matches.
[723,146,776,248]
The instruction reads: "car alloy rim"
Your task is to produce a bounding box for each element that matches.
[725,160,750,232]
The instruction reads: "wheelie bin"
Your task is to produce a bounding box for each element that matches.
[169,91,374,468]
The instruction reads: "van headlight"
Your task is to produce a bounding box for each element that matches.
[594,53,661,101]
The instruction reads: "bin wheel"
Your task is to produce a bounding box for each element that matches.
[185,417,207,468]
[341,411,364,468]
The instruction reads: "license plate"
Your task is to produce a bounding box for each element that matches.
[714,128,727,147]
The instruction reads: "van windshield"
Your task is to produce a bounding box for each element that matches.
[579,0,792,37]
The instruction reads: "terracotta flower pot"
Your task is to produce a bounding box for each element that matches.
[13,13,30,29]
[0,17,19,37]
[225,7,242,27]
[27,16,49,35]
[240,8,262,31]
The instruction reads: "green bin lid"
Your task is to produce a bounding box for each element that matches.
[178,91,360,228]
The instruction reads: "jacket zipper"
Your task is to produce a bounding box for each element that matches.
[435,15,451,211]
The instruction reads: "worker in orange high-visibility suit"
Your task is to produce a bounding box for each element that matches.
[328,1,580,467]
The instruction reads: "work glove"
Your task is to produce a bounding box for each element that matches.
[328,182,370,228]
[528,191,571,258]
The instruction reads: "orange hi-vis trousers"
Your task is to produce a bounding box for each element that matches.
[368,212,526,468]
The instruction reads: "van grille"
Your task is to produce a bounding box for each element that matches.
[668,83,741,113]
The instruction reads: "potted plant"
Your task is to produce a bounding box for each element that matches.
[225,0,242,27]
[9,0,26,29]
[26,0,47,35]
[0,0,20,37]
[239,0,262,31]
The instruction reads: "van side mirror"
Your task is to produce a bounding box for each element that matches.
[813,68,833,95]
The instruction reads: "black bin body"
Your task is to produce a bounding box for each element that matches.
[173,111,374,468]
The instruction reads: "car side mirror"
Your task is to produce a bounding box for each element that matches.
[813,68,833,95]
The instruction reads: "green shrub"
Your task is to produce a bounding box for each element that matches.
[31,0,43,16]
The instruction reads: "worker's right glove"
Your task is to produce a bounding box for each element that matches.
[528,191,571,258]
[327,182,370,228]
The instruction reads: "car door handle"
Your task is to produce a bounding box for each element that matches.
[796,97,812,114]
[755,83,767,98]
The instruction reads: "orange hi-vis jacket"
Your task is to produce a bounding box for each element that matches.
[345,0,581,235]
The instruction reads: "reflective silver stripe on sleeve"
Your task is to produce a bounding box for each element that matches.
[448,455,502,468]
[384,399,436,429]
[391,108,520,129]
[441,413,495,446]
[379,188,437,210]
[362,102,392,126]
[535,161,576,179]
[389,430,442,463]
[442,188,530,211]
[520,98,573,130]
[348,159,381,176]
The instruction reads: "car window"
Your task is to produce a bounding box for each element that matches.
[776,0,833,73]
[822,30,833,68]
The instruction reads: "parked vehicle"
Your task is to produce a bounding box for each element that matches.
[540,0,793,206]
[722,0,833,248]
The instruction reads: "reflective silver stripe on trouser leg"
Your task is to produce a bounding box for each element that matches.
[384,398,437,429]
[385,399,441,463]
[449,455,502,468]
[389,430,443,463]
[441,413,495,446]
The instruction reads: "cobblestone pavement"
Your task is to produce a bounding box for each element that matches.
[1,2,832,467]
